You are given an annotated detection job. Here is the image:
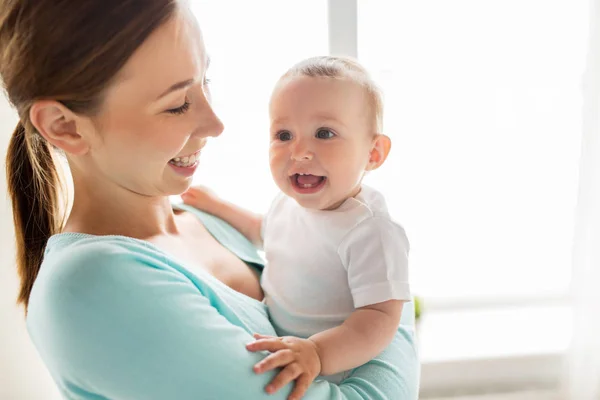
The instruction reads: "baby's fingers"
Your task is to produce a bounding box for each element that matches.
[254,349,294,374]
[246,338,287,353]
[253,333,276,340]
[288,375,311,400]
[180,191,195,201]
[266,363,302,395]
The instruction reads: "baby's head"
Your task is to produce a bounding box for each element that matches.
[268,56,391,210]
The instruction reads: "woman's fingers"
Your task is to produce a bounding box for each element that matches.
[288,375,311,400]
[266,363,302,394]
[254,349,294,373]
[246,338,287,352]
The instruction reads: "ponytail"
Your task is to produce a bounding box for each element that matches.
[6,120,62,311]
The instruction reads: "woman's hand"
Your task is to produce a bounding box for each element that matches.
[246,333,322,400]
[181,185,221,214]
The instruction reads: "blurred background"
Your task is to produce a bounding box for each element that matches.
[2,1,599,398]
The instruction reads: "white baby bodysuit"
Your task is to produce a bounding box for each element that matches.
[261,185,411,339]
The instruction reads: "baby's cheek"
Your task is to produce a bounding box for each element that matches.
[269,147,285,165]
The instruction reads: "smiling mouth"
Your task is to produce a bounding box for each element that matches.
[290,173,327,193]
[169,150,201,168]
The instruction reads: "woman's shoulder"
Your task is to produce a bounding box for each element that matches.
[40,234,161,283]
[29,234,172,320]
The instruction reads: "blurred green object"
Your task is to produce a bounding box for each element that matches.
[413,296,422,321]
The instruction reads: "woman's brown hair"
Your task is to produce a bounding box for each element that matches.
[1,0,178,310]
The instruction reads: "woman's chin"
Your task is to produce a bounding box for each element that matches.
[162,176,195,197]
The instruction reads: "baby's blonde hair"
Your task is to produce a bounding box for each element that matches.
[279,56,384,133]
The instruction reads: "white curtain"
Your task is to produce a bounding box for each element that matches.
[565,0,600,398]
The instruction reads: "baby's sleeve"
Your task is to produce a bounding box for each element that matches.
[337,217,411,308]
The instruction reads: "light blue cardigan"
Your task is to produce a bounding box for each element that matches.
[27,205,420,399]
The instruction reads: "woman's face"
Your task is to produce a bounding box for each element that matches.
[80,9,223,197]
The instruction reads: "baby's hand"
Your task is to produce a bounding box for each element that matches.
[246,333,322,400]
[180,185,220,213]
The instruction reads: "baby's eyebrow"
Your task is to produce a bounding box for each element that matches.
[271,117,290,126]
[313,115,347,129]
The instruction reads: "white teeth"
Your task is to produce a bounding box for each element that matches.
[170,153,199,168]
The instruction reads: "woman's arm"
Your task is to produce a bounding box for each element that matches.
[29,242,419,399]
[30,243,290,399]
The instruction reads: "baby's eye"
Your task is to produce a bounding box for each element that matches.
[316,128,335,139]
[277,131,292,141]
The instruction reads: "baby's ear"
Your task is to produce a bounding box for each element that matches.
[366,134,391,171]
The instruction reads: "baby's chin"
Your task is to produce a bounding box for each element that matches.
[285,189,349,211]
[293,197,325,210]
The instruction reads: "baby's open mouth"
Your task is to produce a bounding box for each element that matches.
[290,173,327,193]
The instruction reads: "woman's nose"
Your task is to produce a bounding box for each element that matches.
[194,94,224,138]
[206,111,224,138]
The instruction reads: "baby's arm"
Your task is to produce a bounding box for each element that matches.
[246,300,404,398]
[182,186,263,247]
[322,216,410,374]
[310,300,404,375]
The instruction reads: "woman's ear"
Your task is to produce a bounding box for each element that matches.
[29,100,91,155]
[366,134,391,171]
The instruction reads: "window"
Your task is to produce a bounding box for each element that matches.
[357,0,588,303]
[355,1,587,395]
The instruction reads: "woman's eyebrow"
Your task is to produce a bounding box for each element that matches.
[156,79,195,100]
[155,56,210,100]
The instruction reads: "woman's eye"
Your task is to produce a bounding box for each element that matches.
[277,131,292,141]
[316,128,335,139]
[166,99,191,115]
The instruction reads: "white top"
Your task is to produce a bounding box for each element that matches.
[261,185,411,338]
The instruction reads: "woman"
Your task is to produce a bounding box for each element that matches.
[2,1,419,399]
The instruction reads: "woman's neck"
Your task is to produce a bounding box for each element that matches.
[63,173,181,240]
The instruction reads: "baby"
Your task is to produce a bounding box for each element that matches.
[182,56,411,399]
